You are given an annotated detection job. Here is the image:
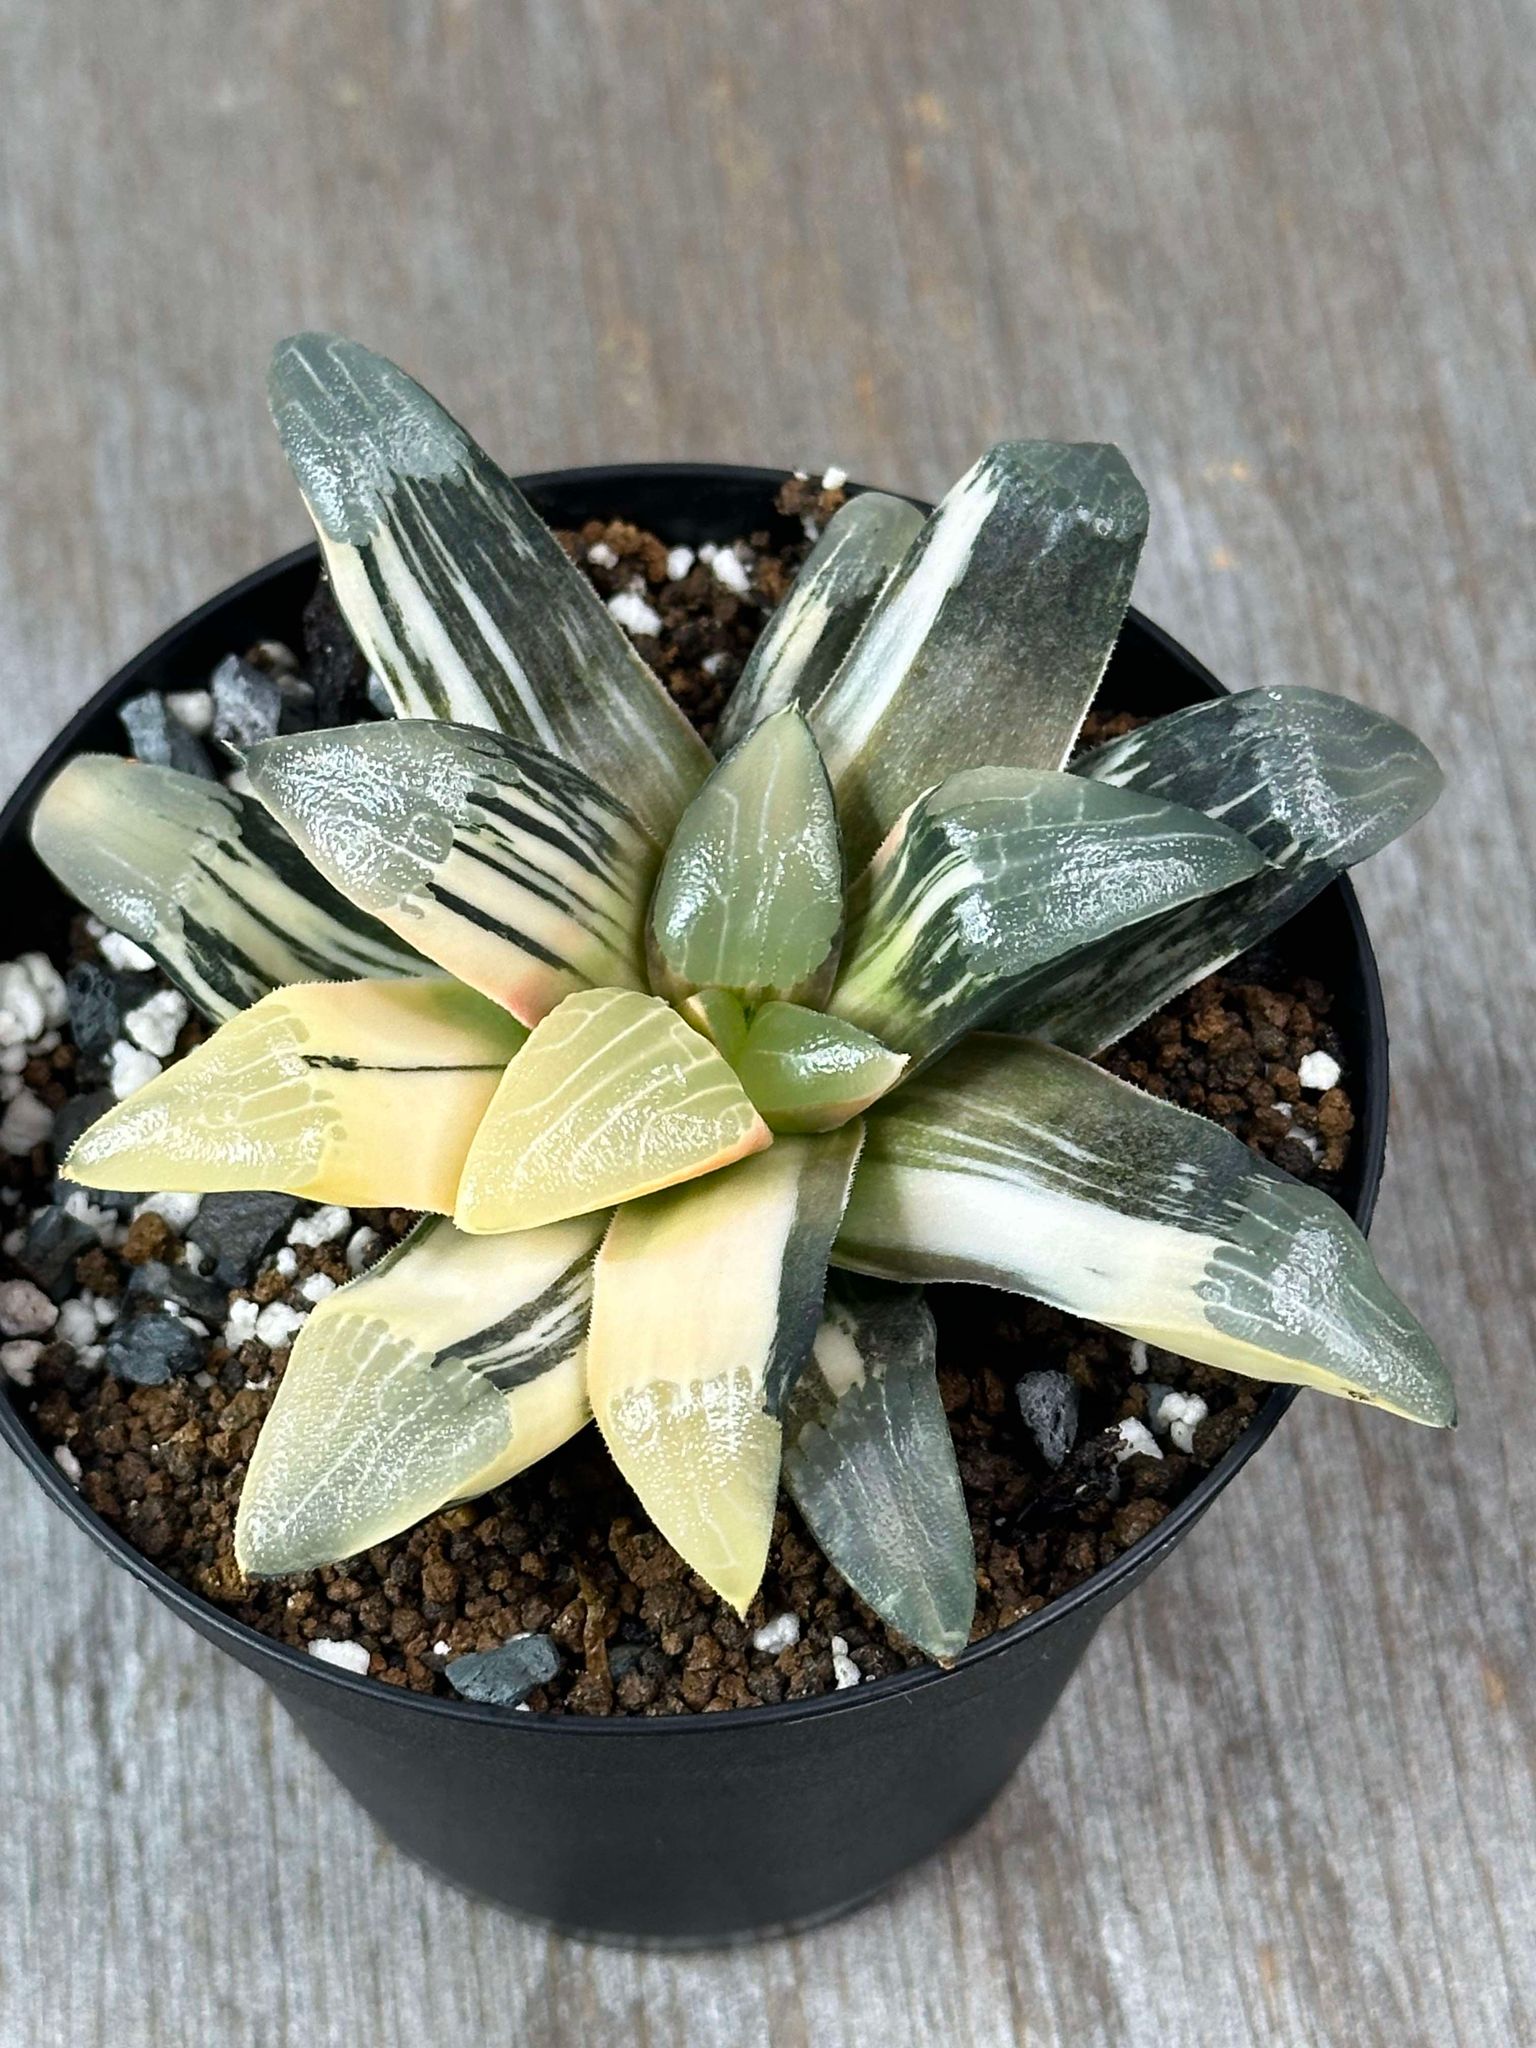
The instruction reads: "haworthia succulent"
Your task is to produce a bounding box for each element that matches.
[828,768,1265,1069]
[235,1212,604,1576]
[999,687,1446,1051]
[783,1274,975,1662]
[735,1001,907,1133]
[809,442,1148,866]
[454,988,770,1234]
[588,1124,865,1614]
[647,707,845,1007]
[712,492,925,754]
[267,333,712,842]
[836,1035,1454,1425]
[245,720,659,1027]
[675,986,750,1064]
[28,755,430,1022]
[64,978,524,1213]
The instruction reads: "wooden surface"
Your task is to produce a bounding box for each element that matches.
[1,3,1531,2042]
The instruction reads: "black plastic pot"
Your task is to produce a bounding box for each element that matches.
[0,465,1390,1946]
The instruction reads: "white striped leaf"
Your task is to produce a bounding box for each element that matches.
[712,492,925,753]
[835,1035,1454,1426]
[809,442,1148,866]
[245,720,658,1027]
[783,1273,975,1662]
[588,1124,864,1614]
[647,706,845,1007]
[735,1001,907,1133]
[1000,687,1446,1051]
[828,768,1265,1068]
[235,1211,604,1576]
[64,978,523,1213]
[454,987,770,1234]
[29,754,430,1021]
[268,333,712,842]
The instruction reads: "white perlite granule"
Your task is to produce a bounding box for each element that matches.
[164,688,215,734]
[1113,1417,1164,1464]
[224,1298,260,1347]
[586,540,618,568]
[344,1225,380,1274]
[0,1280,57,1338]
[52,1445,83,1486]
[288,1205,351,1249]
[1146,1387,1209,1456]
[98,931,155,974]
[55,1298,99,1350]
[821,465,848,490]
[830,1635,862,1690]
[299,1272,337,1305]
[705,544,751,595]
[307,1639,371,1675]
[752,1613,801,1654]
[0,1340,42,1386]
[110,1042,162,1099]
[135,1191,202,1232]
[606,588,664,637]
[1128,1339,1149,1376]
[665,545,695,581]
[254,1301,308,1349]
[274,1246,299,1279]
[0,954,68,1044]
[0,1089,54,1156]
[1297,1050,1341,1092]
[124,988,189,1058]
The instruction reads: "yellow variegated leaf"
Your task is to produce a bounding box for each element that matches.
[588,1124,864,1614]
[836,1035,1455,1426]
[64,978,523,1211]
[29,755,430,1021]
[246,721,659,1025]
[236,1212,604,1576]
[735,1001,907,1133]
[455,987,770,1234]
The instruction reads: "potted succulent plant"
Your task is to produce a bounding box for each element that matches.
[0,336,1451,1944]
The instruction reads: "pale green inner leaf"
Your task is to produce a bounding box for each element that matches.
[735,1000,907,1133]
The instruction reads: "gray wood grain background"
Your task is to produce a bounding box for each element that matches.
[1,3,1531,2042]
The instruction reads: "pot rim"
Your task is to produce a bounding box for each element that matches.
[0,461,1388,1739]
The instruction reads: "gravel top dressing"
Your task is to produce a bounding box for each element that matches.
[2,479,1357,1716]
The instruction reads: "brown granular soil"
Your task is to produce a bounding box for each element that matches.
[10,479,1354,1714]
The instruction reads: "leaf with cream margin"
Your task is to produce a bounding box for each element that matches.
[455,987,770,1235]
[783,1274,975,1662]
[588,1124,865,1614]
[235,1211,604,1576]
[675,987,750,1064]
[809,442,1148,866]
[64,978,524,1212]
[267,333,712,841]
[998,687,1446,1051]
[245,721,659,1026]
[647,707,845,1008]
[712,491,925,753]
[29,755,430,1021]
[735,1001,907,1133]
[835,1035,1454,1426]
[828,768,1264,1069]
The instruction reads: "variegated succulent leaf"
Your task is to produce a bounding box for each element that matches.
[712,492,925,754]
[998,686,1446,1051]
[64,978,524,1213]
[245,720,659,1026]
[828,767,1265,1068]
[647,706,844,1007]
[267,333,712,842]
[454,987,770,1235]
[783,1273,975,1662]
[236,1212,604,1576]
[29,755,431,1021]
[835,1034,1454,1425]
[735,1000,907,1133]
[675,986,750,1063]
[588,1124,864,1614]
[809,442,1149,867]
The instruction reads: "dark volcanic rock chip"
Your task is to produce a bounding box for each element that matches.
[210,655,284,750]
[126,1259,230,1325]
[102,1309,206,1385]
[196,1191,302,1285]
[16,1207,99,1299]
[445,1633,562,1708]
[1015,1369,1080,1469]
[119,691,216,779]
